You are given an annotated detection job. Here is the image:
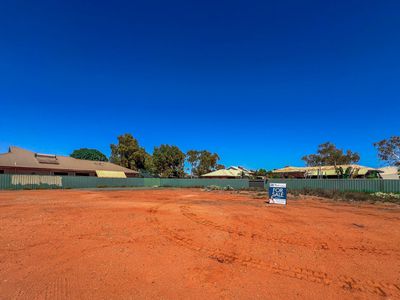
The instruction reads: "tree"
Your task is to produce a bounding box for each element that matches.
[374,136,400,167]
[335,166,353,178]
[186,150,201,177]
[253,168,268,177]
[70,148,108,161]
[266,171,281,179]
[302,142,360,166]
[186,150,220,176]
[143,154,156,175]
[216,164,225,170]
[110,133,150,171]
[137,152,157,177]
[153,144,186,177]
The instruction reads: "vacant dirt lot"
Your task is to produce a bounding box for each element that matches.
[0,189,399,299]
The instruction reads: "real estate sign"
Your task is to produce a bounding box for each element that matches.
[269,183,287,205]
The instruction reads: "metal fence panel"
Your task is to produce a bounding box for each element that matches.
[0,174,63,190]
[0,174,11,189]
[11,175,62,190]
[249,180,265,189]
[0,175,249,190]
[383,180,400,193]
[143,178,161,187]
[265,179,400,193]
[62,176,145,189]
[1,174,399,192]
[160,178,249,189]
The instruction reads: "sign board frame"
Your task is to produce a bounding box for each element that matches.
[268,183,287,205]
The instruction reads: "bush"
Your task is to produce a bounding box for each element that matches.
[372,192,400,200]
[205,185,223,191]
[290,190,300,196]
[204,185,235,191]
[295,188,400,204]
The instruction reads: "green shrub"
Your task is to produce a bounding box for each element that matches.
[206,185,223,191]
[295,188,400,204]
[372,192,400,200]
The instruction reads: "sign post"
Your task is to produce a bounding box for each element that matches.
[268,183,287,205]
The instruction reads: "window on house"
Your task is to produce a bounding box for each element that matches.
[76,172,90,176]
[54,172,68,176]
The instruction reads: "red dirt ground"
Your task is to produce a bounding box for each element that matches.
[0,189,399,299]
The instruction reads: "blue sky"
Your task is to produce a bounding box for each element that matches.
[0,0,399,169]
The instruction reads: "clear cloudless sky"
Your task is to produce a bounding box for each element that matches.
[0,0,399,169]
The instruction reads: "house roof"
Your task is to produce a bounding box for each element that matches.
[379,166,400,179]
[272,164,380,176]
[272,166,306,173]
[201,169,240,177]
[0,146,138,174]
[201,166,252,178]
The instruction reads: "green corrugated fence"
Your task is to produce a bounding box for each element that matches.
[144,178,161,187]
[0,174,399,193]
[0,174,249,190]
[159,178,249,189]
[383,180,400,193]
[0,174,11,189]
[62,176,145,189]
[264,179,400,193]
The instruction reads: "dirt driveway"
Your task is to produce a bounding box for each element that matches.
[0,189,399,299]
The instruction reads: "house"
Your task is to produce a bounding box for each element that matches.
[272,164,382,179]
[0,146,138,178]
[378,166,400,180]
[201,166,253,179]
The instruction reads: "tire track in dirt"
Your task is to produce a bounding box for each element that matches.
[180,205,398,257]
[8,240,126,299]
[11,263,84,300]
[147,203,400,298]
[43,277,70,300]
[12,285,34,300]
[0,240,63,253]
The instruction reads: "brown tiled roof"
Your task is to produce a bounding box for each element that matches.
[0,146,138,174]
